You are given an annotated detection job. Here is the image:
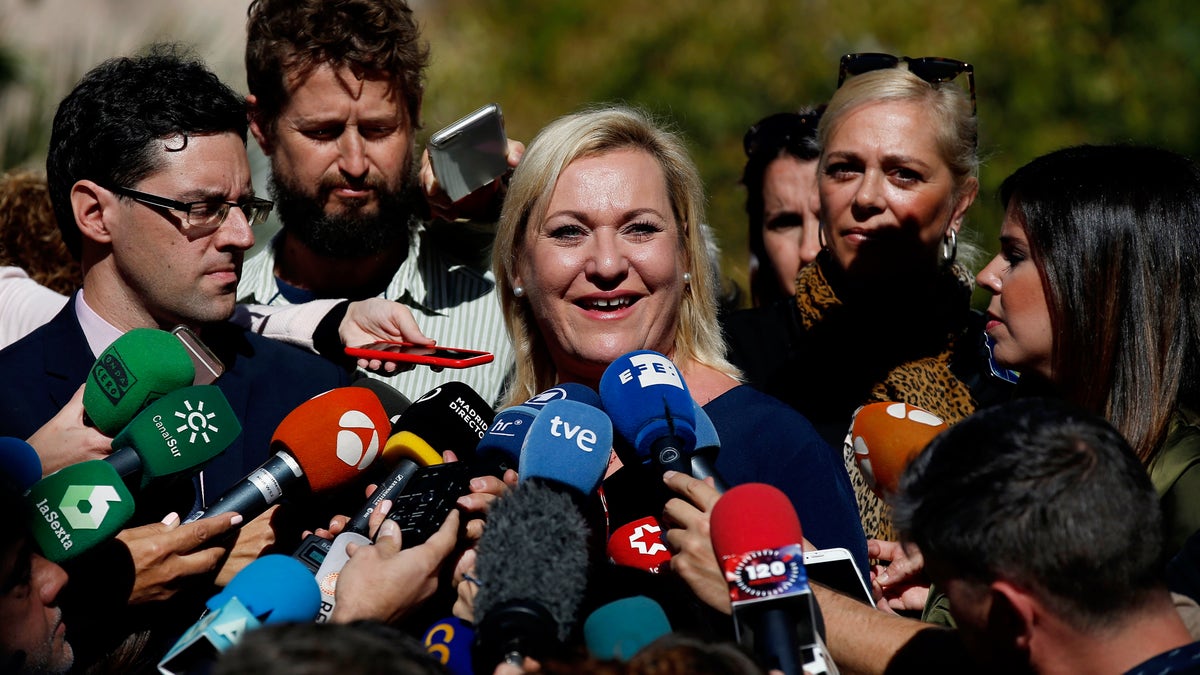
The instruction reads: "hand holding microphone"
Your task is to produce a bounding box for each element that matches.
[115,511,244,605]
[660,470,729,613]
[25,385,112,476]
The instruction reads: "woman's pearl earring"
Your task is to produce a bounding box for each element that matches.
[513,285,525,297]
[683,272,692,285]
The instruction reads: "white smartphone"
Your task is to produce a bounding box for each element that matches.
[171,325,225,385]
[427,103,509,202]
[804,547,873,605]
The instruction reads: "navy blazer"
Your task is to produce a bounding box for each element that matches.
[0,297,352,513]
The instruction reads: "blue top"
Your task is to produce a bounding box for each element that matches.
[705,385,869,576]
[1125,641,1200,675]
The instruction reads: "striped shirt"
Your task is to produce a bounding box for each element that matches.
[237,221,514,407]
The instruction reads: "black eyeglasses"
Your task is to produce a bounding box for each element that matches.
[107,185,273,236]
[743,110,823,159]
[837,53,976,115]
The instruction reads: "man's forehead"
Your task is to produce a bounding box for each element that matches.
[139,132,251,192]
[283,62,405,112]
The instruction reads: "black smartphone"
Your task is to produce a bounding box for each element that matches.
[383,462,478,548]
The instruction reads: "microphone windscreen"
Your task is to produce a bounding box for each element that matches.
[392,382,495,461]
[351,378,412,428]
[522,383,602,410]
[851,402,948,498]
[271,387,390,492]
[84,328,196,435]
[207,553,321,624]
[383,431,445,467]
[584,596,672,661]
[599,351,697,458]
[0,437,43,490]
[693,401,720,452]
[519,399,611,495]
[422,616,475,675]
[110,385,240,486]
[26,460,135,562]
[607,516,671,573]
[476,405,538,466]
[710,483,804,561]
[474,480,591,643]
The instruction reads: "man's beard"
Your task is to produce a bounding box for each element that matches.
[269,161,425,260]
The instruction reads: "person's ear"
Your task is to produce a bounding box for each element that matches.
[949,177,979,234]
[247,94,274,155]
[990,579,1037,653]
[71,180,115,246]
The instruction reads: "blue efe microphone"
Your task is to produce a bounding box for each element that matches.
[599,350,698,475]
[519,399,611,496]
[0,437,43,490]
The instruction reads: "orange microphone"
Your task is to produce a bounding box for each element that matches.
[850,402,948,499]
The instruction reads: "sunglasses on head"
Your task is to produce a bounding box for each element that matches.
[837,52,976,115]
[743,110,822,159]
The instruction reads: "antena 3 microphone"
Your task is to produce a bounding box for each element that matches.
[84,328,196,435]
[851,402,948,498]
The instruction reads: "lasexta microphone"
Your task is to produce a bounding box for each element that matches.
[25,460,135,562]
[84,328,196,435]
[850,402,947,498]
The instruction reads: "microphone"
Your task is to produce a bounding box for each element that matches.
[105,385,240,488]
[584,595,672,661]
[384,382,496,466]
[186,387,389,522]
[711,483,819,675]
[0,436,43,490]
[83,328,196,435]
[607,516,672,573]
[25,460,135,562]
[422,616,475,675]
[472,479,592,672]
[475,405,538,475]
[690,402,728,492]
[850,402,948,498]
[518,399,612,496]
[159,554,321,675]
[351,378,412,430]
[522,382,603,411]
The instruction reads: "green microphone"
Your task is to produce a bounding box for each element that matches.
[26,460,136,562]
[84,328,196,435]
[107,385,241,488]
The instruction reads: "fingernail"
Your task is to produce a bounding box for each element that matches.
[161,512,180,526]
[456,495,473,509]
[230,514,244,526]
[379,519,399,539]
[877,571,890,584]
[662,470,678,479]
[471,478,486,491]
[379,499,393,517]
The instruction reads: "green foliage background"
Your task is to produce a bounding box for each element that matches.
[4,0,1200,308]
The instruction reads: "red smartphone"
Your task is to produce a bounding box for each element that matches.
[344,341,495,369]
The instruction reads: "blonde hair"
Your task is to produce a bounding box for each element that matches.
[493,105,738,406]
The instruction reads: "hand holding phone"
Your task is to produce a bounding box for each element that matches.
[427,103,509,203]
[344,341,494,370]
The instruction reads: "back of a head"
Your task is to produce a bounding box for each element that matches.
[245,0,428,130]
[626,633,765,675]
[214,621,447,675]
[46,44,246,260]
[893,397,1167,631]
[0,169,79,294]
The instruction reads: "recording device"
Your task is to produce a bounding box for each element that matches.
[711,483,820,675]
[423,616,475,675]
[84,328,195,435]
[428,103,509,202]
[0,436,43,490]
[584,596,672,661]
[26,460,136,562]
[171,325,225,385]
[804,547,873,605]
[185,387,389,522]
[345,341,495,369]
[850,401,948,498]
[159,554,321,675]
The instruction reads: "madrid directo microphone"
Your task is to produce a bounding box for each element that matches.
[187,387,389,522]
[850,402,948,498]
[84,328,196,435]
[384,381,495,466]
[711,483,819,675]
[25,460,136,562]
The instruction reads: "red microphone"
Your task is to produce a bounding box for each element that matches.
[711,483,817,675]
[607,516,672,573]
[850,402,948,498]
[187,387,390,522]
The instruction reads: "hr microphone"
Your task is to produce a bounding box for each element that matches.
[159,554,321,675]
[84,328,196,435]
[25,460,135,562]
[475,405,538,475]
[186,387,389,522]
[584,595,672,661]
[711,483,819,675]
[0,436,43,490]
[384,381,495,467]
[850,402,948,498]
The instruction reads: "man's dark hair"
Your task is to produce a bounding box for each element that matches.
[45,44,247,260]
[213,621,447,675]
[893,398,1167,632]
[245,0,429,132]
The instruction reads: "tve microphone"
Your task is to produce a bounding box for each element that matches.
[600,350,704,476]
[84,328,196,435]
[522,382,603,411]
[518,399,612,496]
[607,516,671,573]
[25,460,135,562]
[384,381,495,466]
[0,437,43,490]
[850,402,948,498]
[423,616,475,675]
[584,595,672,661]
[159,554,321,675]
[711,483,818,675]
[187,387,389,522]
[105,385,239,488]
[473,479,592,672]
[351,377,412,430]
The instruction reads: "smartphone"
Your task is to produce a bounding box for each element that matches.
[427,103,509,202]
[804,547,873,605]
[344,341,494,369]
[171,325,225,385]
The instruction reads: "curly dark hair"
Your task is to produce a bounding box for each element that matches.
[45,44,247,260]
[0,169,80,294]
[245,0,429,132]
